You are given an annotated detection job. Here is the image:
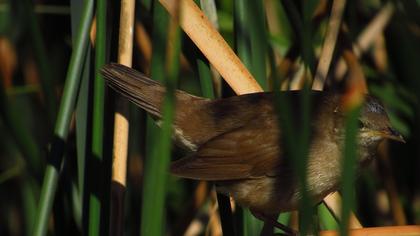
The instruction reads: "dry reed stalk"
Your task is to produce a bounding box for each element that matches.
[205,197,222,236]
[319,225,420,236]
[199,0,222,97]
[185,220,204,236]
[313,0,346,91]
[112,0,135,189]
[274,1,327,91]
[372,35,388,72]
[134,21,152,74]
[90,15,96,46]
[159,0,263,94]
[110,0,135,235]
[265,0,281,36]
[289,63,308,90]
[335,3,394,79]
[183,182,211,236]
[134,20,190,75]
[323,193,363,229]
[0,37,17,88]
[174,181,211,235]
[342,48,367,94]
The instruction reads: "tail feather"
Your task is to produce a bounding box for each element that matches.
[101,63,164,118]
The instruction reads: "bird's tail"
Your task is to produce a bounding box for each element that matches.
[101,63,165,118]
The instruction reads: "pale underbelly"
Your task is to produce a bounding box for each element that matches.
[216,174,339,214]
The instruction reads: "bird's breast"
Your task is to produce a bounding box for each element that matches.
[216,140,343,214]
[306,140,342,196]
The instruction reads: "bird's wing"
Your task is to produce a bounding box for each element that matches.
[170,118,283,180]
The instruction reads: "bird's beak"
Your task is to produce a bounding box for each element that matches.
[378,127,406,143]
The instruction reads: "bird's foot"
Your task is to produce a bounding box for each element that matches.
[251,211,298,236]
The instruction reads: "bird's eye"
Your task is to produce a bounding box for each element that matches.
[358,120,365,129]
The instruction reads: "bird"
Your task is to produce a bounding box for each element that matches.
[101,63,404,235]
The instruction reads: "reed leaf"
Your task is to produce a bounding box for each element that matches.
[340,106,362,236]
[32,0,94,234]
[86,0,108,234]
[140,2,173,235]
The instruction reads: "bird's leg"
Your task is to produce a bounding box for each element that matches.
[251,211,298,236]
[259,221,275,236]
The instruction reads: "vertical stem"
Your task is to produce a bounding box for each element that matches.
[140,4,181,234]
[32,0,94,235]
[140,2,169,236]
[87,0,108,235]
[234,1,269,234]
[340,107,361,236]
[109,0,136,235]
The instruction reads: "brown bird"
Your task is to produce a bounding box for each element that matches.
[102,63,404,234]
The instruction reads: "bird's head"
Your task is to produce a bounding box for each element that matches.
[357,96,405,147]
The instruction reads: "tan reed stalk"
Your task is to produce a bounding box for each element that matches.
[313,0,347,91]
[110,0,135,235]
[319,225,420,236]
[159,0,263,94]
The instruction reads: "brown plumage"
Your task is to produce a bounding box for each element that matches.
[102,63,404,234]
